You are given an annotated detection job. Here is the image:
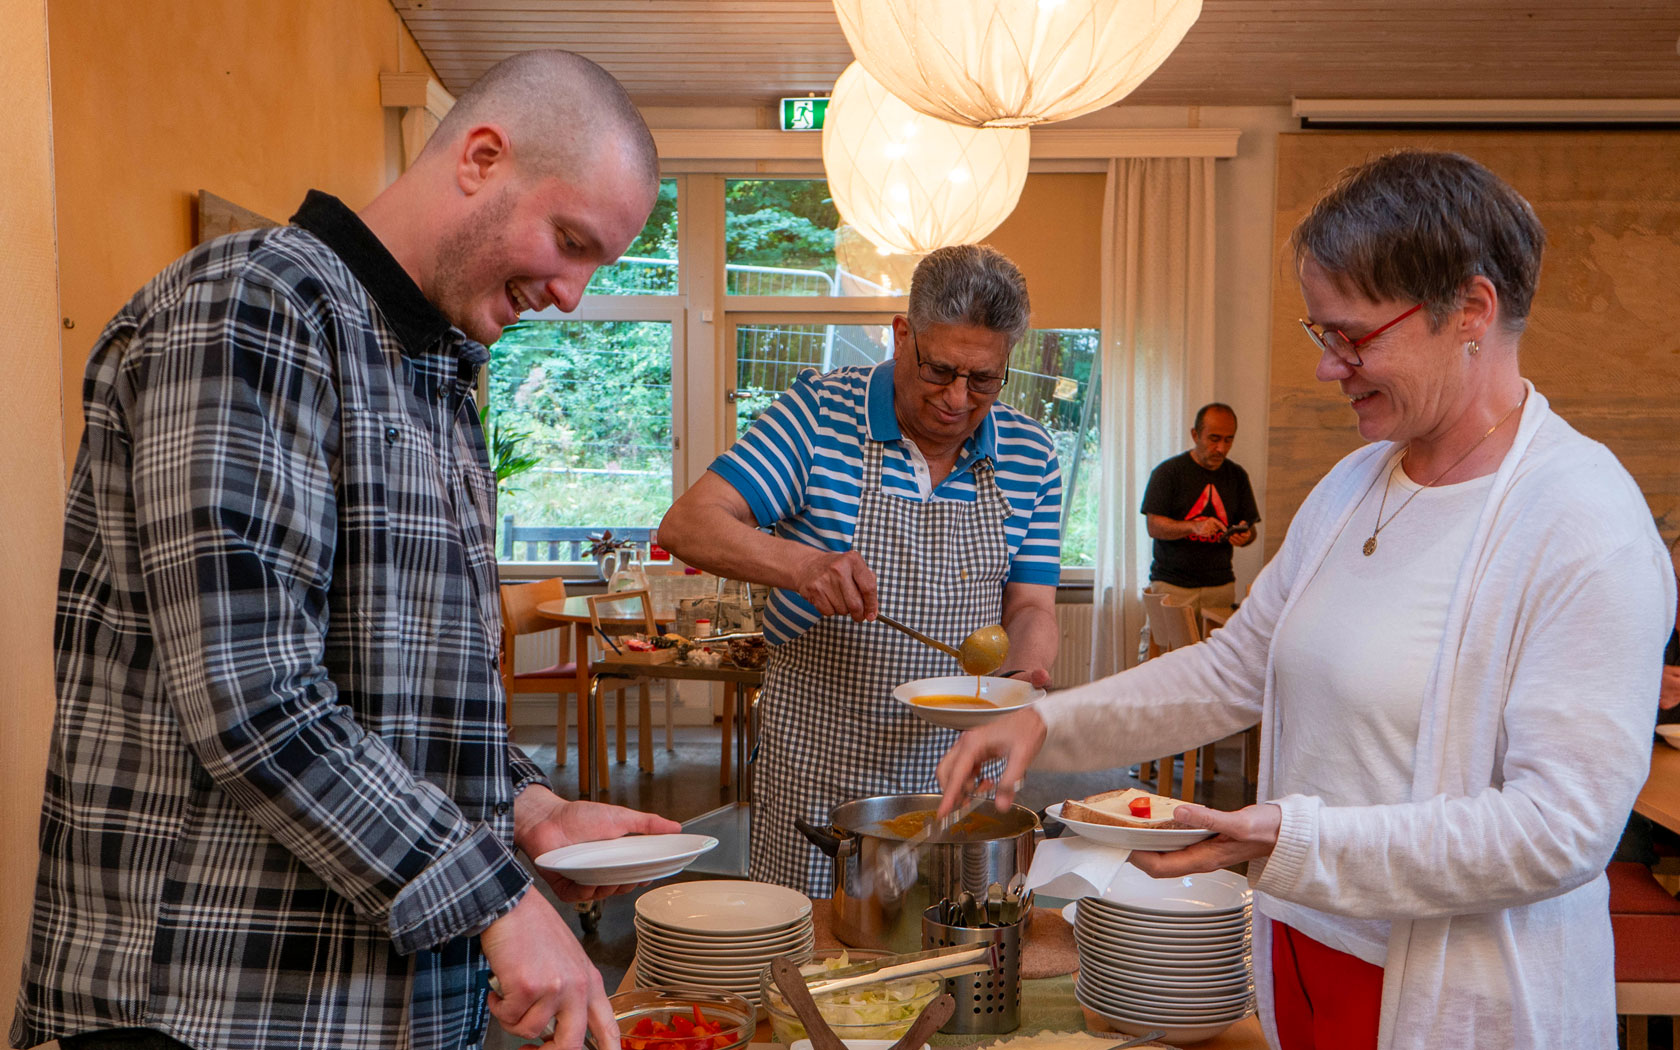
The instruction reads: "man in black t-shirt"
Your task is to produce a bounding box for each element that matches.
[1139,403,1260,655]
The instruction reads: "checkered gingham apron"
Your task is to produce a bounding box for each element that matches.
[751,440,1012,896]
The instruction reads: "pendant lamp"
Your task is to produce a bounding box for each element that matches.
[833,224,921,295]
[822,62,1029,256]
[832,0,1203,128]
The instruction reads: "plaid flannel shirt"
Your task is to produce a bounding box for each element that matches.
[12,192,550,1050]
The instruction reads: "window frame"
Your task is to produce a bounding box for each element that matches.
[493,299,686,582]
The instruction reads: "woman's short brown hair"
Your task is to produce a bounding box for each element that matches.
[1290,149,1546,334]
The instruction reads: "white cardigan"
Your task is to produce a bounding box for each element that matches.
[1038,386,1675,1050]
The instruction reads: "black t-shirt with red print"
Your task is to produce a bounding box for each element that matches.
[1140,450,1261,588]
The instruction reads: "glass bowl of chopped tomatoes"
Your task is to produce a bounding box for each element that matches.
[608,989,756,1050]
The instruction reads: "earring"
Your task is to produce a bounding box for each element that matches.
[1466,339,1480,356]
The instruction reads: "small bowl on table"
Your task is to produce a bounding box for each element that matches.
[891,674,1044,730]
[1657,725,1680,751]
[759,948,941,1045]
[607,988,755,1050]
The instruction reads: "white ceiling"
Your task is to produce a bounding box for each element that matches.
[391,0,1680,111]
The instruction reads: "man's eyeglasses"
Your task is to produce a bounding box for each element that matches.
[1298,303,1424,367]
[911,329,1008,395]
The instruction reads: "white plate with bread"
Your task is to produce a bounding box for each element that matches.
[1047,788,1216,850]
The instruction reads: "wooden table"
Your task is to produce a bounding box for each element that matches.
[1635,739,1680,833]
[590,658,763,802]
[536,595,676,797]
[536,595,764,798]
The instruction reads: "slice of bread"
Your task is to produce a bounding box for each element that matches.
[1061,787,1195,830]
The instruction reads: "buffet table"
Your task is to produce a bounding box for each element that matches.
[1635,738,1680,833]
[612,972,1266,1049]
[617,900,1268,1050]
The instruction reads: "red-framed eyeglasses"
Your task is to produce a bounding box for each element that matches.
[1298,303,1425,367]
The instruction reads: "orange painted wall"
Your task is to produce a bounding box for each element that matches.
[2,0,67,1040]
[986,173,1105,331]
[49,0,436,460]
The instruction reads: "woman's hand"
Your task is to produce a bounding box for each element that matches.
[1127,802,1282,879]
[513,787,682,901]
[935,708,1047,816]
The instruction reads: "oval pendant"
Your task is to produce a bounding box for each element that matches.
[1363,536,1377,556]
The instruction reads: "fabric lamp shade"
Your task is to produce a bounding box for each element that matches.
[822,62,1029,255]
[832,0,1203,128]
[833,224,921,295]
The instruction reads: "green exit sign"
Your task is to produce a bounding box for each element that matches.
[780,97,830,131]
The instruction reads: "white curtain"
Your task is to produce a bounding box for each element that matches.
[1089,156,1216,679]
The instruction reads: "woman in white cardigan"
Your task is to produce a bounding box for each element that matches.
[936,150,1675,1050]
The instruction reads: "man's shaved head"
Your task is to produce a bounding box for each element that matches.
[423,49,658,189]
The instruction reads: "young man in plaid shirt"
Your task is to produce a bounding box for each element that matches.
[14,50,672,1050]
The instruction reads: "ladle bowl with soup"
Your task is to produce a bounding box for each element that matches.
[892,674,1043,730]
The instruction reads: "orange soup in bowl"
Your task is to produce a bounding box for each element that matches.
[909,695,997,709]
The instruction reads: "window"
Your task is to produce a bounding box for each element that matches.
[725,179,911,296]
[591,178,678,294]
[733,320,893,433]
[489,173,1101,574]
[488,320,674,562]
[1000,330,1101,567]
[727,317,1101,568]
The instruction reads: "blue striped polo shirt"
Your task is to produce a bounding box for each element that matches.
[710,362,1062,644]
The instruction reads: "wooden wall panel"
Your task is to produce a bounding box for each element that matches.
[1265,131,1680,560]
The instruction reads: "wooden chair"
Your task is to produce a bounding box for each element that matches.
[1611,861,1680,1049]
[499,578,619,778]
[587,590,662,782]
[1138,589,1213,801]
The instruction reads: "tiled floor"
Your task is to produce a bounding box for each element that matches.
[483,721,1256,1049]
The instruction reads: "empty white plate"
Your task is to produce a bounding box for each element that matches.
[634,916,812,949]
[1084,865,1251,914]
[636,934,812,962]
[637,880,813,934]
[1077,908,1249,932]
[534,834,718,886]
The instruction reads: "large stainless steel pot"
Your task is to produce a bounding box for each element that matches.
[795,793,1038,953]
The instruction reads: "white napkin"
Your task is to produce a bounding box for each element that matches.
[1024,835,1134,900]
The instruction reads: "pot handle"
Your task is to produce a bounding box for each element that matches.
[1036,806,1066,840]
[794,817,844,857]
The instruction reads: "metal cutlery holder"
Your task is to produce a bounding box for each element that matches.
[920,907,1022,1035]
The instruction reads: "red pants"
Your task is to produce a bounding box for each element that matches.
[1270,920,1384,1050]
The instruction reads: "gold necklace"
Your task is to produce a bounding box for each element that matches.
[1362,392,1527,557]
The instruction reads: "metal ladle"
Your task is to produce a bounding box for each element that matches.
[874,614,1009,676]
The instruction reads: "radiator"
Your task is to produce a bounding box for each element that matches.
[1052,601,1096,690]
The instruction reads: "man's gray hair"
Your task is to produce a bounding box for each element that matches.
[906,244,1031,346]
[423,49,658,188]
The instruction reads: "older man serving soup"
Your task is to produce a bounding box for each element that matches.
[660,245,1062,896]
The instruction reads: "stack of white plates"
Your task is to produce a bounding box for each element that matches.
[1068,866,1255,1045]
[634,880,815,1005]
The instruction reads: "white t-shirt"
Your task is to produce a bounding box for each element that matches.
[1263,461,1495,964]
